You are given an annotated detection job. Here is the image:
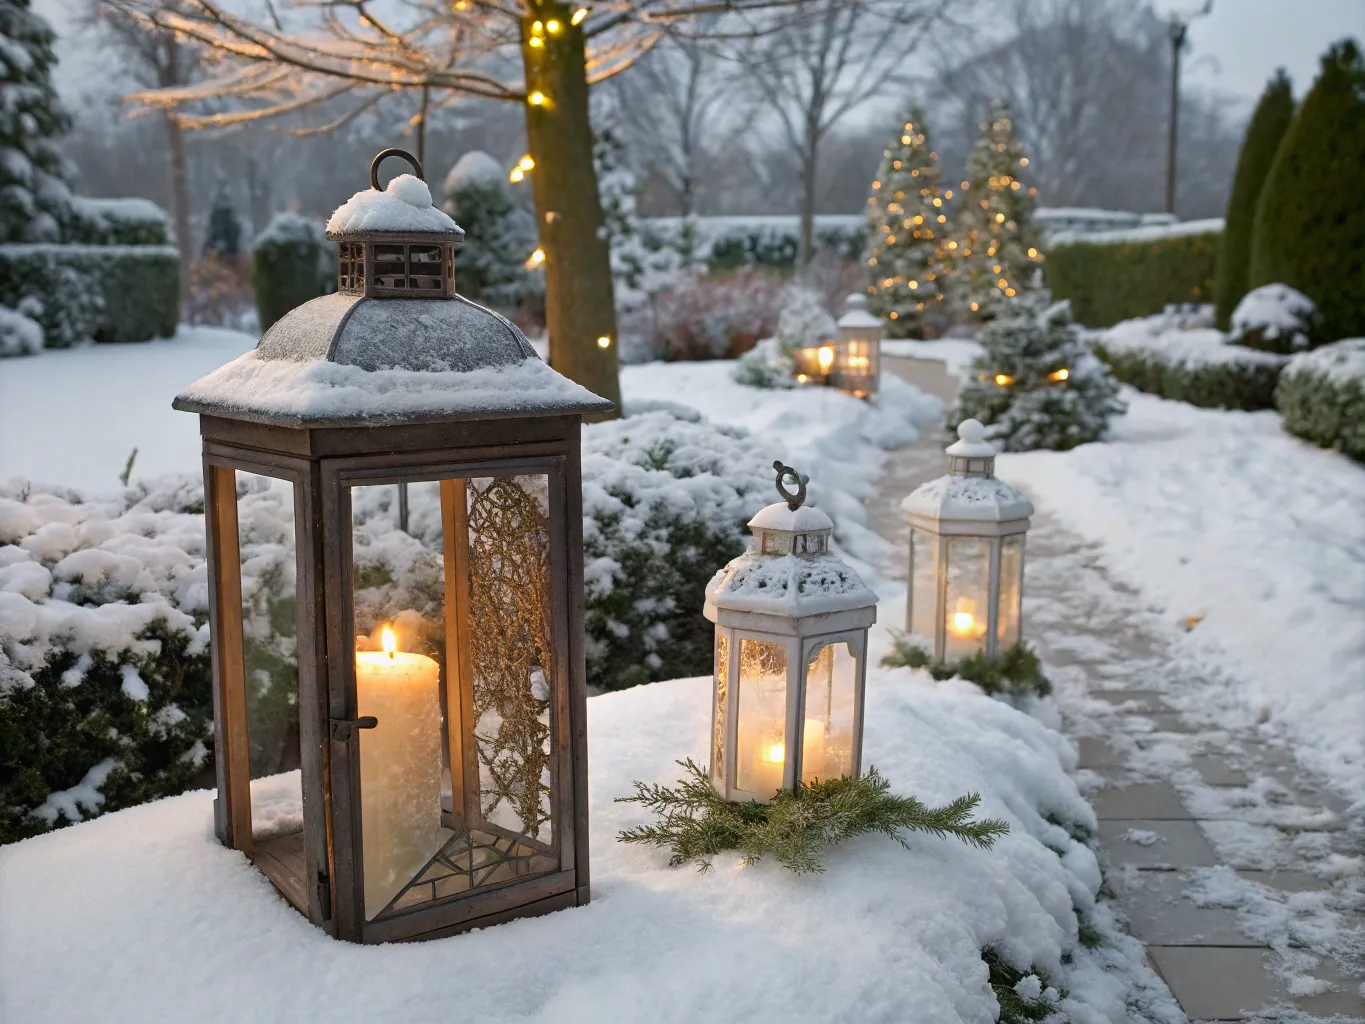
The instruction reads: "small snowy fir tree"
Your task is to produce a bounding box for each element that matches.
[951,101,1043,321]
[947,293,1124,451]
[0,0,74,243]
[864,106,950,338]
[202,176,243,260]
[732,287,834,388]
[442,150,541,312]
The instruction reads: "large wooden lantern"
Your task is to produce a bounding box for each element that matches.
[831,293,882,398]
[174,150,611,943]
[703,463,876,802]
[901,419,1033,664]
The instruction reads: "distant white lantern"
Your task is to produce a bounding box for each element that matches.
[901,420,1033,663]
[832,293,882,398]
[704,463,877,802]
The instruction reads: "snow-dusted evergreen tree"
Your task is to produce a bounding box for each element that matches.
[947,292,1123,451]
[951,101,1043,320]
[864,106,949,338]
[202,176,242,260]
[0,0,74,243]
[442,150,540,312]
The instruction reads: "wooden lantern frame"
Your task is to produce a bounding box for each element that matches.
[200,415,593,943]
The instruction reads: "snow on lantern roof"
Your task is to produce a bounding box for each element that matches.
[326,173,463,237]
[173,293,613,427]
[901,473,1033,524]
[837,293,882,330]
[945,418,997,458]
[748,502,833,534]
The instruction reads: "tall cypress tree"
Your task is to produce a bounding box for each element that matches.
[1249,40,1365,343]
[0,0,74,243]
[864,107,949,338]
[1213,71,1294,329]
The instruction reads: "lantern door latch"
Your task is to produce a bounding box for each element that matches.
[330,716,378,742]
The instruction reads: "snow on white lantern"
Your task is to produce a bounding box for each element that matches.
[832,292,882,399]
[704,463,877,802]
[902,419,1033,663]
[174,148,609,944]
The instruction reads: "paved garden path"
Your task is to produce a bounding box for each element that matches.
[871,355,1365,1022]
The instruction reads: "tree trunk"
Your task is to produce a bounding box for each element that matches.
[798,137,818,268]
[167,111,191,316]
[521,5,621,418]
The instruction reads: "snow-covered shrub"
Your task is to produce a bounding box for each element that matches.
[442,152,541,315]
[1276,337,1365,462]
[1095,316,1287,411]
[0,302,42,356]
[1229,283,1320,353]
[68,197,171,246]
[251,212,335,332]
[97,245,180,342]
[948,295,1125,451]
[0,245,102,345]
[641,216,864,273]
[581,409,774,689]
[731,338,795,389]
[652,266,786,361]
[773,287,836,355]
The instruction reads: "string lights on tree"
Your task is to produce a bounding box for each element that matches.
[862,106,951,339]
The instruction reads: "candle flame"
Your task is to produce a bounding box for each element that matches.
[762,741,785,764]
[817,345,834,372]
[381,626,397,657]
[952,611,976,634]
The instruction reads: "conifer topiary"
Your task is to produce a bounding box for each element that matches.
[1214,71,1294,329]
[442,151,541,314]
[864,106,950,338]
[1249,40,1365,343]
[251,212,333,332]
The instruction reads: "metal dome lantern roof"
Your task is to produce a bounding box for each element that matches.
[173,149,612,430]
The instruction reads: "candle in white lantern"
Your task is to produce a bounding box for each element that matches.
[356,625,444,919]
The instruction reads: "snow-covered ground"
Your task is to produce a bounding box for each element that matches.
[1002,389,1365,805]
[0,672,1179,1024]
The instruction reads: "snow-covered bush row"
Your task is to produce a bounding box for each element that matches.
[0,303,42,357]
[1229,283,1320,354]
[650,265,787,361]
[1093,315,1288,411]
[0,409,776,838]
[67,197,172,247]
[640,215,864,272]
[0,243,179,346]
[1276,337,1365,462]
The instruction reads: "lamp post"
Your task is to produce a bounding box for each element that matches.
[175,149,609,943]
[1165,1,1213,214]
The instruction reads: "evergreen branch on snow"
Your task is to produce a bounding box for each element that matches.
[616,758,1009,873]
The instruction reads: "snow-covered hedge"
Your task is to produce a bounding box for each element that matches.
[641,215,864,273]
[0,409,778,839]
[1276,338,1365,462]
[68,197,172,247]
[250,212,335,333]
[0,243,179,345]
[1093,317,1287,411]
[1229,282,1320,353]
[0,303,42,357]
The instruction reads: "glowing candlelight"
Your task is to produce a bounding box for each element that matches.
[947,598,987,639]
[818,345,834,373]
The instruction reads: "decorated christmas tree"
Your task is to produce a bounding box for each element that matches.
[442,150,541,313]
[947,292,1123,452]
[951,101,1042,320]
[0,0,74,243]
[863,106,950,338]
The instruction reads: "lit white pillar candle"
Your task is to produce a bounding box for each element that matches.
[356,626,444,919]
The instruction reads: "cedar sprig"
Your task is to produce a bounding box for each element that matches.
[616,759,1010,874]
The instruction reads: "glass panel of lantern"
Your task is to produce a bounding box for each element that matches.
[350,475,558,921]
[791,343,836,384]
[832,293,882,398]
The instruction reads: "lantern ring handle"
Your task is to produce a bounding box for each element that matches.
[773,461,808,511]
[371,148,424,190]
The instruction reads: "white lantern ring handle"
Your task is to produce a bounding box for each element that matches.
[371,148,425,190]
[773,461,808,511]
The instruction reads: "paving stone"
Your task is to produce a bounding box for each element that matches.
[1236,869,1330,893]
[1189,754,1250,787]
[1091,690,1173,713]
[1141,712,1204,734]
[1091,782,1191,821]
[1115,871,1259,946]
[1097,819,1219,869]
[1152,945,1365,1019]
[1076,736,1121,769]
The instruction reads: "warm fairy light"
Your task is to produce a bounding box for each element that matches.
[1020,157,1029,166]
[596,335,611,349]
[947,240,958,249]
[546,18,561,33]
[994,373,1013,386]
[571,7,587,24]
[532,19,543,32]
[888,312,898,319]
[381,625,397,658]
[763,741,785,764]
[1005,288,1016,297]
[1028,247,1039,258]
[995,212,1005,222]
[901,134,911,144]
[509,167,524,182]
[937,214,946,223]
[970,302,980,312]
[528,35,543,47]
[525,248,546,269]
[1049,368,1069,382]
[797,373,809,383]
[932,197,942,207]
[908,280,918,289]
[817,345,834,373]
[528,90,546,105]
[519,155,535,170]
[872,180,881,189]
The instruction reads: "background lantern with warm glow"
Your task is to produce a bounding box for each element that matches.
[703,463,876,802]
[791,341,836,384]
[174,150,610,943]
[901,419,1033,663]
[831,293,882,398]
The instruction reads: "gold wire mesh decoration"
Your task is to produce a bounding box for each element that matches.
[466,476,554,844]
[713,632,728,781]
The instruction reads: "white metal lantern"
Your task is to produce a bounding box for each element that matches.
[703,463,877,802]
[832,293,882,398]
[901,419,1033,663]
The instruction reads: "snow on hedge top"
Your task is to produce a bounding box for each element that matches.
[1283,337,1365,386]
[1049,217,1223,248]
[1230,283,1317,350]
[1099,317,1287,369]
[326,173,462,236]
[443,151,505,195]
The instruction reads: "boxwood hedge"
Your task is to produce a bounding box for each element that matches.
[1276,338,1365,462]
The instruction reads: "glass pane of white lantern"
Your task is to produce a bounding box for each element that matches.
[736,639,788,800]
[802,642,858,784]
[712,632,729,783]
[909,529,938,641]
[944,536,991,660]
[997,535,1024,651]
